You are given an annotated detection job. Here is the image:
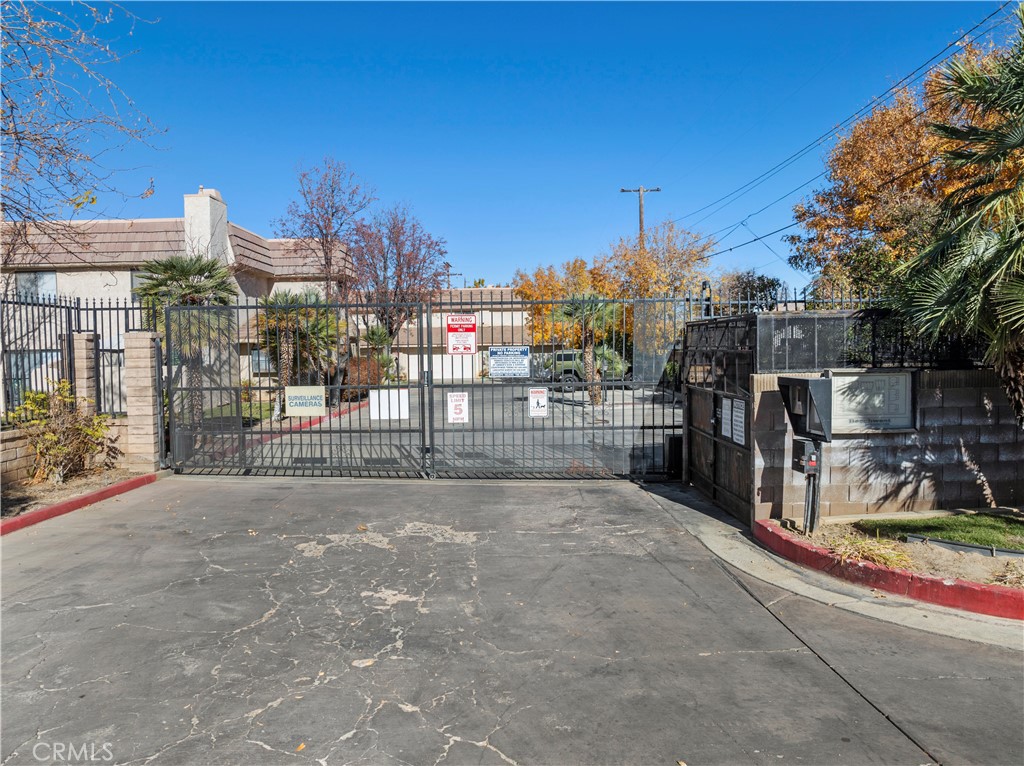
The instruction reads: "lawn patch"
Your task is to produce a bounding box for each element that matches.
[854,513,1024,552]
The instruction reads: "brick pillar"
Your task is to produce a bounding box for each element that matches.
[72,332,98,415]
[125,332,161,473]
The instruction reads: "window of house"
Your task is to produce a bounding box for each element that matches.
[251,349,274,375]
[130,271,149,302]
[14,271,57,299]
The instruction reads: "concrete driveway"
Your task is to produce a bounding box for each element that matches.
[2,478,1022,765]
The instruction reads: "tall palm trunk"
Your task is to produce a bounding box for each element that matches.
[996,348,1024,429]
[274,331,295,420]
[186,355,204,429]
[582,331,602,406]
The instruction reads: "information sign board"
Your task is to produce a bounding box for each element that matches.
[731,400,746,446]
[488,346,530,378]
[446,314,477,355]
[721,397,732,439]
[831,372,913,432]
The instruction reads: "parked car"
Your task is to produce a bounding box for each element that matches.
[543,348,639,390]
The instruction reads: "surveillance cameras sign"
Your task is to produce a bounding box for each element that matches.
[446,314,477,355]
[285,386,327,416]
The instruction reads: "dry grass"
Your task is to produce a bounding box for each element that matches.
[987,560,1024,588]
[829,534,913,570]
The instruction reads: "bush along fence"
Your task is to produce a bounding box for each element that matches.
[1,329,165,486]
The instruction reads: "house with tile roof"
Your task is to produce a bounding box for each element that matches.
[1,187,340,300]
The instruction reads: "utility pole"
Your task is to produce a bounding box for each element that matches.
[620,186,661,248]
[442,261,463,291]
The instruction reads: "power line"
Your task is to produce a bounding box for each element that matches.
[671,1,1014,226]
[697,222,802,262]
[697,153,944,262]
[740,221,789,266]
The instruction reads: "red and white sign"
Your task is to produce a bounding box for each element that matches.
[446,314,477,355]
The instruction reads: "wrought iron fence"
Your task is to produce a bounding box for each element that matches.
[1,296,156,425]
[1,296,76,423]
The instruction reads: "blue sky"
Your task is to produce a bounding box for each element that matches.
[96,1,1013,289]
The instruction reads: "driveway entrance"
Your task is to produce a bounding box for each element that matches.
[2,478,1021,765]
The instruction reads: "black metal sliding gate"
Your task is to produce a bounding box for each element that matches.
[164,294,686,479]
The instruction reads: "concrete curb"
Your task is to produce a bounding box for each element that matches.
[0,472,165,536]
[753,519,1024,621]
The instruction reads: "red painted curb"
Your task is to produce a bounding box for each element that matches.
[1,473,158,536]
[753,519,1024,621]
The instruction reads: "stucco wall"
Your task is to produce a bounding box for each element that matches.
[270,280,323,296]
[57,270,134,300]
[752,369,1023,521]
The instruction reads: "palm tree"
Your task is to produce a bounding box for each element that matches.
[556,294,621,405]
[898,7,1024,425]
[257,289,343,419]
[362,324,396,382]
[134,254,238,428]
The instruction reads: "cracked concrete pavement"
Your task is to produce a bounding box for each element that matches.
[2,478,1022,765]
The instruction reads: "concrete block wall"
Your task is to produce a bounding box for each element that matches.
[1,429,35,484]
[752,369,1024,521]
[2,421,127,484]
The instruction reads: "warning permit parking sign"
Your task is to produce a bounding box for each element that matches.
[446,314,477,355]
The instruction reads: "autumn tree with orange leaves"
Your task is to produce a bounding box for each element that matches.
[606,219,714,298]
[513,218,712,351]
[787,44,1022,291]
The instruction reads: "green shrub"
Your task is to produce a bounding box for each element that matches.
[13,380,121,485]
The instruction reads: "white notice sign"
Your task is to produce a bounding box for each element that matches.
[285,386,327,416]
[721,397,733,439]
[446,314,478,355]
[529,387,549,418]
[731,400,746,446]
[447,392,469,423]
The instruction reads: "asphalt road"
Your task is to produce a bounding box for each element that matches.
[2,478,1021,765]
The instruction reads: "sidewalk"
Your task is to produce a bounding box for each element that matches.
[641,483,1024,651]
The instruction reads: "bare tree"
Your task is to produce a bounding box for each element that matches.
[1,1,158,271]
[274,156,375,302]
[347,204,447,338]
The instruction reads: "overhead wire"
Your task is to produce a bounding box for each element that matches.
[677,3,1016,265]
[697,153,947,263]
[670,1,1015,229]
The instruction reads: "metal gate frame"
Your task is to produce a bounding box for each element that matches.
[163,295,687,479]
